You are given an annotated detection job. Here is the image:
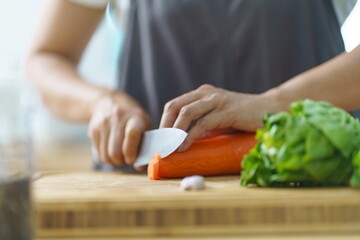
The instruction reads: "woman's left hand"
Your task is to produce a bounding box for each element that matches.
[159,84,271,151]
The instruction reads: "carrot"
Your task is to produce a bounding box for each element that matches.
[148,132,257,180]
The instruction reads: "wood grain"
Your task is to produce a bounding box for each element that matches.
[34,171,360,238]
[36,236,360,240]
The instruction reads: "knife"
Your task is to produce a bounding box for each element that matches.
[133,128,187,168]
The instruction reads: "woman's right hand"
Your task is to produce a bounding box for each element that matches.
[88,91,151,167]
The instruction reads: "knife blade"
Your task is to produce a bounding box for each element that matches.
[134,128,187,167]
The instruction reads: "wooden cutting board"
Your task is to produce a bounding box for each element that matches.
[33,171,360,238]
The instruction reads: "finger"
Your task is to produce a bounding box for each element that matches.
[99,121,112,164]
[178,112,229,151]
[108,119,126,166]
[159,90,204,128]
[87,124,101,162]
[200,128,237,139]
[123,113,149,165]
[134,166,146,172]
[173,97,217,131]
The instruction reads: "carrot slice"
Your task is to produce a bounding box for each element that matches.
[147,132,257,180]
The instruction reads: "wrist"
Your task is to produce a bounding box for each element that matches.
[261,87,292,114]
[90,89,145,116]
[89,88,114,114]
[245,88,291,130]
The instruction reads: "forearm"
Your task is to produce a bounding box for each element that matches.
[264,45,360,113]
[25,52,114,122]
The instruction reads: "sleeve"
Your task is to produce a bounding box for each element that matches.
[67,0,109,9]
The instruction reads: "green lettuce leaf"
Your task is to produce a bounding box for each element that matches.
[240,99,360,187]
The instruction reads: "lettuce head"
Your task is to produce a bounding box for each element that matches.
[240,99,360,187]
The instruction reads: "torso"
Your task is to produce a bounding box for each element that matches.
[116,0,345,126]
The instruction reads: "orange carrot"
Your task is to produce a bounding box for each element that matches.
[148,132,257,180]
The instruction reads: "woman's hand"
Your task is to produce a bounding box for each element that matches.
[160,84,272,151]
[88,91,151,167]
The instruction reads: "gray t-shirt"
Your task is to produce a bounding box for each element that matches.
[117,0,345,126]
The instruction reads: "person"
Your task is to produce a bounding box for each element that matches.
[25,0,357,168]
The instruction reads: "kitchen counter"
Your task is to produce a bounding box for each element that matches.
[34,142,360,239]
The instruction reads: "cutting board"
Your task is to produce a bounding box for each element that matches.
[34,171,360,238]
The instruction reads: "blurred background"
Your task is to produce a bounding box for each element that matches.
[0,0,359,149]
[0,0,122,148]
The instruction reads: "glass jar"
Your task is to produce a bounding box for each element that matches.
[0,78,33,240]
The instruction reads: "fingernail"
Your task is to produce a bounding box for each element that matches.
[125,156,135,165]
[128,127,140,136]
[135,166,145,172]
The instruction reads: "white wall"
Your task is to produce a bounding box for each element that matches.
[342,1,360,51]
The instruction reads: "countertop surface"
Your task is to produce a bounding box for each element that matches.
[34,142,360,239]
